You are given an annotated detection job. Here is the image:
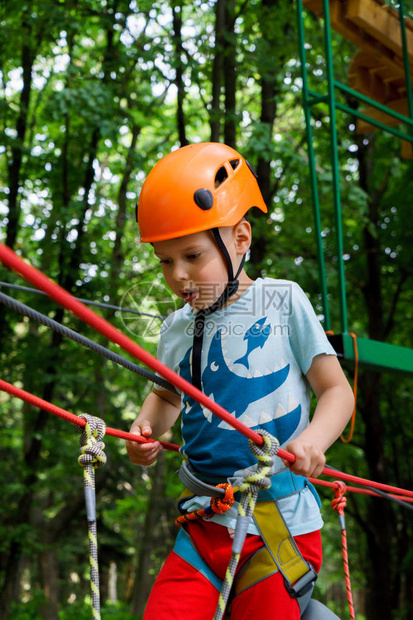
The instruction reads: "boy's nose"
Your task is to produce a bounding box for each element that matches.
[172,261,188,281]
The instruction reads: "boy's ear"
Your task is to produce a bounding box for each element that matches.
[234,219,252,254]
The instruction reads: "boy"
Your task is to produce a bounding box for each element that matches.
[126,142,354,619]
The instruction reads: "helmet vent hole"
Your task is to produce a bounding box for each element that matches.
[214,166,228,188]
[246,160,258,179]
[229,159,239,170]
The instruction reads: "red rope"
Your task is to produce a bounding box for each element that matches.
[312,477,413,503]
[2,376,413,503]
[316,466,413,499]
[0,378,180,452]
[332,481,355,620]
[175,483,235,526]
[0,243,264,446]
[1,244,413,501]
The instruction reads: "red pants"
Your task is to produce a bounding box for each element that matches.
[143,521,322,620]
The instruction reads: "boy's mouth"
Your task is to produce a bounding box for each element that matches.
[180,289,197,303]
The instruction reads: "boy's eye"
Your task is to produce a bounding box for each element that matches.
[187,253,201,260]
[158,258,171,265]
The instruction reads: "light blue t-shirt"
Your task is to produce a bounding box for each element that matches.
[157,278,336,536]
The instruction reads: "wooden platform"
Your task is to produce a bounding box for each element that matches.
[303,0,413,156]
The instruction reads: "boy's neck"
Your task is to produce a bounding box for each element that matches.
[221,270,255,309]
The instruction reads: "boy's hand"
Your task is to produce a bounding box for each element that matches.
[126,420,162,466]
[282,438,326,479]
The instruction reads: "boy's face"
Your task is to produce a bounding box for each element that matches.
[153,229,235,310]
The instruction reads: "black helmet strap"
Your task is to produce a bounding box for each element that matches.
[191,227,245,391]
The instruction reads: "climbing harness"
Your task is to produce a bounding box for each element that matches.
[175,434,317,620]
[77,414,107,620]
[236,501,317,604]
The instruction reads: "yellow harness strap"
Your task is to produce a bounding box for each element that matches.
[177,486,316,600]
[235,500,316,597]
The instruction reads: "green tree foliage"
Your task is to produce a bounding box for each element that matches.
[0,0,412,618]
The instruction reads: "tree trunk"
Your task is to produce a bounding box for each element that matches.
[360,370,395,619]
[210,0,225,142]
[0,10,36,354]
[6,14,34,250]
[110,123,140,285]
[223,0,237,148]
[249,0,293,274]
[172,2,188,147]
[129,454,167,616]
[0,542,24,620]
[356,136,397,619]
[39,546,60,620]
[0,366,51,616]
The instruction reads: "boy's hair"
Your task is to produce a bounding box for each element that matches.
[137,142,266,243]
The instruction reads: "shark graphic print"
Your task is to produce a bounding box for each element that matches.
[157,278,336,482]
[178,317,303,478]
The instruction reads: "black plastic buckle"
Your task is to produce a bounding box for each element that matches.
[284,565,318,599]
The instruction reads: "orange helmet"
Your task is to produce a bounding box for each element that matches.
[137,142,267,242]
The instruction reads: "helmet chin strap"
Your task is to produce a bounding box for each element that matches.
[191,228,246,391]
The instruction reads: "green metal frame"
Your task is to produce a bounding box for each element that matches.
[296,0,413,373]
[329,333,413,374]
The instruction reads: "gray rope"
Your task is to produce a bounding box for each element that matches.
[0,281,165,319]
[0,291,175,392]
[324,465,413,511]
[213,430,279,620]
[77,414,107,620]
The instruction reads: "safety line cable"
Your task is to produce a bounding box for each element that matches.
[1,244,412,502]
[1,377,412,505]
[0,281,165,320]
[0,291,175,392]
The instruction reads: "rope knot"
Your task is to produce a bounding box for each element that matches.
[249,428,280,460]
[78,414,107,469]
[332,480,347,516]
[241,430,279,494]
[210,483,235,514]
